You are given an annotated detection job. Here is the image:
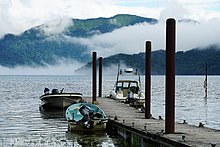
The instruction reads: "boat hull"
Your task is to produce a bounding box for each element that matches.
[126,98,145,108]
[110,90,145,108]
[68,120,107,131]
[40,93,83,109]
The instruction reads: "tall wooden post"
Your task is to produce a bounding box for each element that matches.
[165,18,176,134]
[145,41,151,119]
[99,57,103,97]
[92,52,97,103]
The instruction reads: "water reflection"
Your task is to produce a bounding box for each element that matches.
[66,131,117,146]
[1,75,220,146]
[204,97,208,125]
[39,106,65,119]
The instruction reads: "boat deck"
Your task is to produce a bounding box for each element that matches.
[84,97,220,147]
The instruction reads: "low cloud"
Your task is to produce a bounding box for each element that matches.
[0,59,83,75]
[2,19,218,75]
[177,19,220,50]
[67,19,220,58]
[68,22,164,57]
[1,0,220,38]
[0,0,220,75]
[39,17,73,36]
[159,0,189,22]
[74,62,130,76]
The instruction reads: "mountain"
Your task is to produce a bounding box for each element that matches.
[0,14,157,67]
[1,14,218,75]
[75,45,220,75]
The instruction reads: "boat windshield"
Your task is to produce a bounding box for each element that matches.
[123,82,129,88]
[115,81,139,94]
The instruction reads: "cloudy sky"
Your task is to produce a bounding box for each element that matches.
[1,0,220,36]
[0,0,220,74]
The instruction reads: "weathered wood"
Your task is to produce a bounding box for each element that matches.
[92,52,97,103]
[98,57,103,97]
[85,97,220,146]
[166,18,176,134]
[145,41,151,119]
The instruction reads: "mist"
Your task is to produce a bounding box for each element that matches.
[1,2,220,75]
[75,63,129,76]
[69,18,220,59]
[39,17,73,36]
[66,0,220,57]
[0,60,83,75]
[1,17,220,75]
[2,18,219,75]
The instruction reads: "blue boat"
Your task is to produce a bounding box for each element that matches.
[66,103,108,131]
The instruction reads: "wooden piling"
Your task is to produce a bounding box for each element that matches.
[99,57,103,97]
[92,52,97,103]
[165,18,176,134]
[145,41,151,119]
[91,97,220,147]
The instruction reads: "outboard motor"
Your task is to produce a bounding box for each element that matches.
[52,89,59,94]
[79,105,94,129]
[44,88,50,94]
[127,91,135,104]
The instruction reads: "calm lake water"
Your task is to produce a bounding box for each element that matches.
[0,75,219,146]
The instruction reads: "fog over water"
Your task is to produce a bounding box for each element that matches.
[1,19,220,76]
[1,6,220,75]
[0,62,83,75]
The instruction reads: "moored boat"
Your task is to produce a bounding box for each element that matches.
[66,103,108,131]
[40,88,83,109]
[109,66,145,108]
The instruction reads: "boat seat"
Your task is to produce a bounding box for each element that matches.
[123,89,128,97]
[116,86,122,92]
[130,86,138,94]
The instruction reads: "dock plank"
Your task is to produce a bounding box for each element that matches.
[85,97,220,147]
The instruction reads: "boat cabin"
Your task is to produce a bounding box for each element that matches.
[115,80,139,97]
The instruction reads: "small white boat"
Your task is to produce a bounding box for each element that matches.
[66,103,108,131]
[109,67,145,108]
[40,88,83,109]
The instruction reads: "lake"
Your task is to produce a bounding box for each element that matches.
[0,75,219,146]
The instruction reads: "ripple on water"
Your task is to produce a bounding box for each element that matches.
[0,75,220,146]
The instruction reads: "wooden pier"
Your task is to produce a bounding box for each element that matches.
[85,97,220,147]
[87,18,220,147]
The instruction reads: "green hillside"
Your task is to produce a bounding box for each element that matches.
[1,14,219,75]
[67,14,157,37]
[76,46,220,75]
[0,14,157,67]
